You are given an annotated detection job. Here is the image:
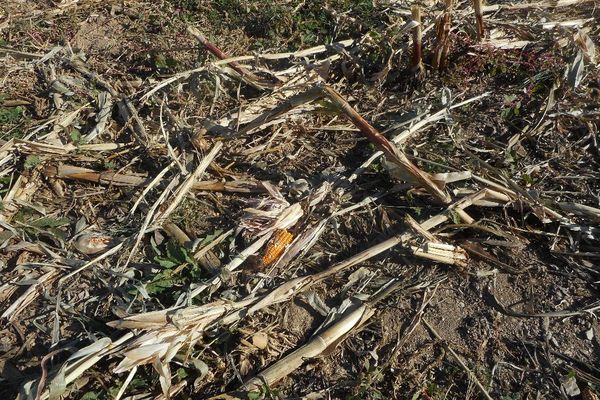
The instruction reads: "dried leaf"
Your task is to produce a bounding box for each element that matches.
[252,332,269,350]
[48,365,67,400]
[191,359,209,380]
[304,291,330,317]
[566,50,585,88]
[152,357,172,399]
[342,267,374,292]
[575,30,596,63]
[73,233,117,255]
[562,375,580,397]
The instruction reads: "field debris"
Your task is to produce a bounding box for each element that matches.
[0,1,599,399]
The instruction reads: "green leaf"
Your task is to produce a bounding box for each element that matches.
[155,55,178,70]
[30,217,70,228]
[80,392,99,400]
[150,236,161,256]
[0,106,23,124]
[176,367,188,379]
[103,160,116,170]
[47,227,67,242]
[522,173,535,186]
[166,239,198,266]
[166,240,187,262]
[197,229,223,247]
[70,129,82,144]
[24,155,41,170]
[145,269,179,295]
[156,257,178,269]
[130,376,147,388]
[247,391,262,400]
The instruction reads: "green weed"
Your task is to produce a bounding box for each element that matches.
[14,208,70,244]
[24,155,42,170]
[501,95,522,120]
[247,383,281,399]
[0,106,24,124]
[70,128,82,144]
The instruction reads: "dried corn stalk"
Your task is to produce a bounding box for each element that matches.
[83,91,112,142]
[67,57,150,147]
[239,85,450,202]
[43,188,511,397]
[0,169,43,229]
[244,299,374,392]
[432,0,453,70]
[43,164,147,187]
[411,242,468,266]
[22,334,134,400]
[411,6,424,74]
[238,278,437,396]
[187,26,280,90]
[322,86,451,203]
[473,0,485,40]
[1,269,60,321]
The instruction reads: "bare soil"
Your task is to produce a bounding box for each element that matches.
[0,1,599,399]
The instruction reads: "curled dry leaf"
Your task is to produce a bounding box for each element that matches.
[252,332,269,350]
[73,233,118,255]
[566,50,585,89]
[575,30,596,63]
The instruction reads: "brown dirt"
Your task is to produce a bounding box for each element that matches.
[1,1,599,399]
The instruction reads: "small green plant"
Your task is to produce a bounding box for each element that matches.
[154,239,197,269]
[0,106,24,124]
[14,208,70,244]
[425,382,443,398]
[24,155,42,170]
[247,391,262,400]
[107,375,149,398]
[500,394,520,400]
[79,392,99,400]
[521,173,535,186]
[176,367,189,379]
[0,175,11,195]
[347,367,385,400]
[102,159,116,170]
[501,95,521,120]
[423,162,445,174]
[70,128,82,144]
[140,238,204,296]
[371,160,383,173]
[154,54,178,70]
[247,383,281,400]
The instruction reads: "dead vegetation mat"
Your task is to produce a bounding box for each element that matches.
[0,0,599,399]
